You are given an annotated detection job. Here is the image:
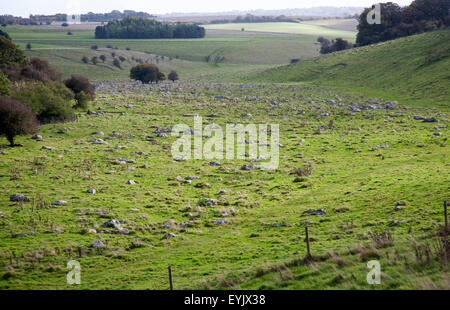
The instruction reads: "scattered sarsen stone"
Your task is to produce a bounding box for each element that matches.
[10,194,30,202]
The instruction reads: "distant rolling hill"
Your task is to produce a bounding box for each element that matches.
[203,22,356,40]
[159,7,364,18]
[253,29,450,109]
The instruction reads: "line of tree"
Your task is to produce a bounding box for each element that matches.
[357,0,450,46]
[81,10,155,22]
[309,0,449,58]
[0,10,155,25]
[95,17,205,39]
[210,14,299,24]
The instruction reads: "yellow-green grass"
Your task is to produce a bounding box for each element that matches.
[0,82,448,289]
[251,29,450,109]
[302,18,359,32]
[5,25,95,40]
[203,22,356,40]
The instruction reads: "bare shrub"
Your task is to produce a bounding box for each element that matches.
[412,234,449,265]
[432,236,449,264]
[0,95,38,146]
[29,57,61,81]
[412,239,433,265]
[369,231,394,248]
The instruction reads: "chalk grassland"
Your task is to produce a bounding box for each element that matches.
[0,82,448,289]
[252,30,450,109]
[12,27,320,62]
[202,22,356,40]
[301,18,359,32]
[5,24,327,80]
[24,48,211,81]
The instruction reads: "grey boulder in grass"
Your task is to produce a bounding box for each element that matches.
[10,193,30,202]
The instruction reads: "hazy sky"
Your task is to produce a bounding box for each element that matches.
[2,0,414,17]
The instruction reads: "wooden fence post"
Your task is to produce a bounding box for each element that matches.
[445,201,448,230]
[305,226,311,258]
[168,266,173,290]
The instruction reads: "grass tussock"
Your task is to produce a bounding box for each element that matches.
[354,245,381,262]
[327,251,350,267]
[291,164,313,177]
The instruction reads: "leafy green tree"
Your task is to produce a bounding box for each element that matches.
[74,91,90,109]
[130,63,165,84]
[0,29,11,40]
[334,38,353,51]
[0,73,11,95]
[318,37,353,54]
[64,74,95,109]
[356,3,402,46]
[411,0,450,24]
[0,36,27,68]
[12,81,75,123]
[356,0,450,46]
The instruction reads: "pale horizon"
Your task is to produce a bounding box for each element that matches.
[1,0,414,18]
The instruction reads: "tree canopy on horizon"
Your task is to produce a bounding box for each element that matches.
[95,17,205,39]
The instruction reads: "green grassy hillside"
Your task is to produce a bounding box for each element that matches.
[24,48,210,80]
[252,30,450,109]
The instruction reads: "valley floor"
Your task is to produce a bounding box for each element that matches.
[0,81,448,289]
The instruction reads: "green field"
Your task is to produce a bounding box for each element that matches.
[302,18,359,32]
[203,22,356,40]
[0,22,449,290]
[4,24,327,80]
